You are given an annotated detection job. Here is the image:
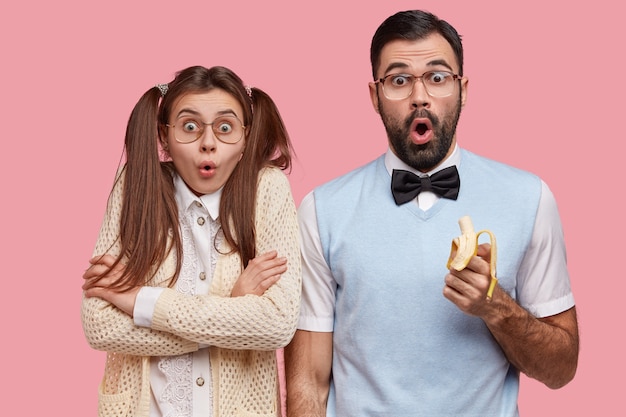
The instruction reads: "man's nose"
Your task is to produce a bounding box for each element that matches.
[410,78,431,108]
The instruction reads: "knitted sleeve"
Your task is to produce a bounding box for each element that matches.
[151,167,302,350]
[80,167,199,356]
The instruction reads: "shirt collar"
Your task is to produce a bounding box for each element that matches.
[174,174,222,221]
[384,143,460,177]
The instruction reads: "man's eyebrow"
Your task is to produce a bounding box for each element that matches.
[426,59,454,72]
[381,62,410,76]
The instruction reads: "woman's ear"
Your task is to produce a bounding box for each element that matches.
[158,126,169,151]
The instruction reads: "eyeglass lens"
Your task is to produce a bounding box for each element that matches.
[382,72,457,99]
[174,115,243,144]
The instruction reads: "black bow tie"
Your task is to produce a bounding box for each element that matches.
[391,166,460,205]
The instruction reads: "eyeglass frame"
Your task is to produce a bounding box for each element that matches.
[373,70,463,100]
[165,114,247,145]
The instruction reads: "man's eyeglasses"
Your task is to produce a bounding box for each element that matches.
[374,71,462,100]
[166,115,246,144]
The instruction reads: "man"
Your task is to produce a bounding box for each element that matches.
[285,9,579,417]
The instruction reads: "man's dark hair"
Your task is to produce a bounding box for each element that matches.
[370,10,464,79]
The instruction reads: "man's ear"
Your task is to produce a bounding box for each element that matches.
[460,76,469,108]
[369,82,381,114]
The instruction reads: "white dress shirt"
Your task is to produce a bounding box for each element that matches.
[133,174,222,417]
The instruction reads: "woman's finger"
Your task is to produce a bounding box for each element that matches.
[259,275,281,292]
[89,254,121,268]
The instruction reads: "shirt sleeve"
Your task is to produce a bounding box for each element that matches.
[297,191,336,332]
[133,286,165,327]
[516,180,575,317]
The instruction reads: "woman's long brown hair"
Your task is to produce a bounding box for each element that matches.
[101,66,293,290]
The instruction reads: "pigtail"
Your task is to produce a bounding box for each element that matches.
[221,85,295,268]
[246,87,294,172]
[104,86,179,290]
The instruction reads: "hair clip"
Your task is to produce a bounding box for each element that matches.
[244,85,254,114]
[155,83,168,97]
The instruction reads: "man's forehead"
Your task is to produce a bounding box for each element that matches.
[378,35,457,74]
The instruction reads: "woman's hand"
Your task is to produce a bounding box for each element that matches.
[82,254,140,317]
[231,250,287,297]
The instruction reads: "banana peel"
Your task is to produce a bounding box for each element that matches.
[447,215,498,301]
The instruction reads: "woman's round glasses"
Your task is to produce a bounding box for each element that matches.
[374,71,461,100]
[167,114,246,144]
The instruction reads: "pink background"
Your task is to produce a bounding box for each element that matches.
[1,0,623,415]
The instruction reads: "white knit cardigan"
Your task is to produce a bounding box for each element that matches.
[81,166,302,417]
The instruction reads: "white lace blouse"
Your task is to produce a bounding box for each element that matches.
[134,174,223,417]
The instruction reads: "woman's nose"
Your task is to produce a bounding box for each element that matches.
[200,128,217,152]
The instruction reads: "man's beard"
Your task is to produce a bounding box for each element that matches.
[379,94,462,172]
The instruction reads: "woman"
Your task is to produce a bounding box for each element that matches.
[81,65,301,417]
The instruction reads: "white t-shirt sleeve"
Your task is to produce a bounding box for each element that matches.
[516,180,575,317]
[297,191,336,332]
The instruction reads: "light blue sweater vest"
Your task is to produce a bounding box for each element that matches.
[314,149,541,417]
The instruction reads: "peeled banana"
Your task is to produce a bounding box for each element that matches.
[446,215,498,301]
